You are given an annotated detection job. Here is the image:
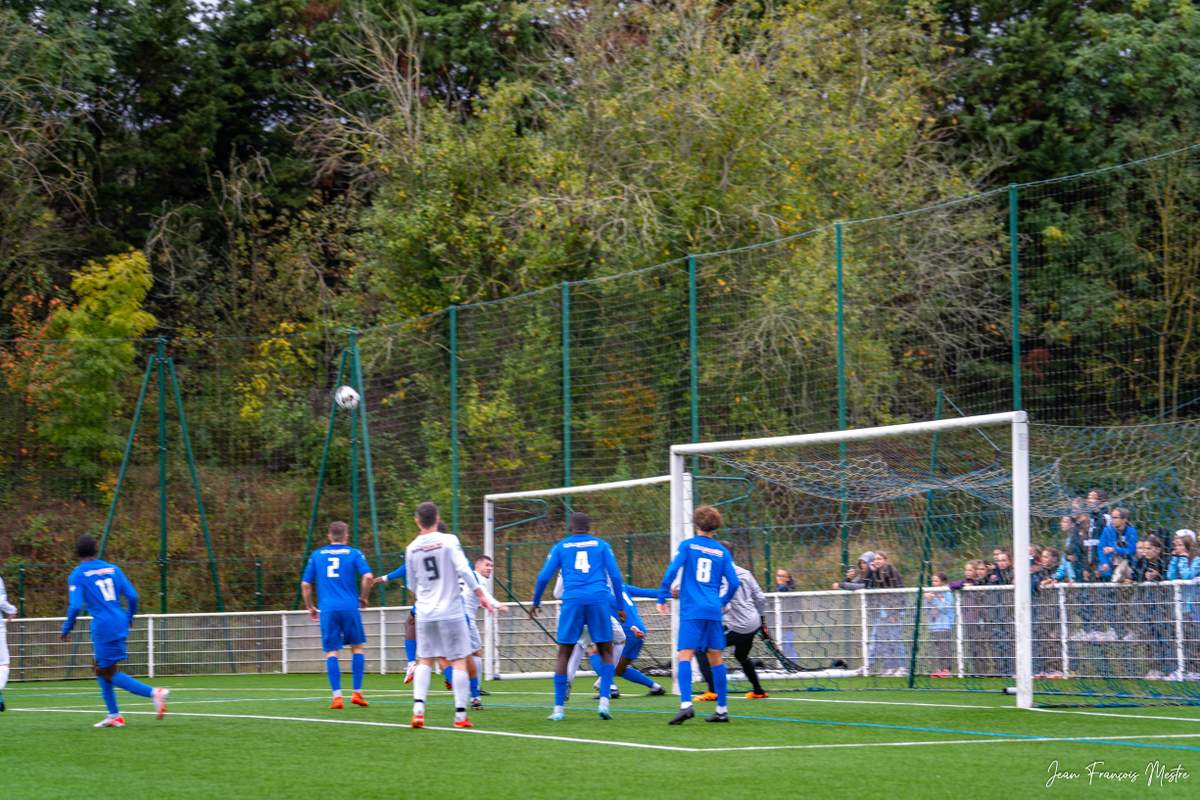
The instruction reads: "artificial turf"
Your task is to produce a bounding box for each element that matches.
[2,673,1198,798]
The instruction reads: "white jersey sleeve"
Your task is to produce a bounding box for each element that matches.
[0,577,16,616]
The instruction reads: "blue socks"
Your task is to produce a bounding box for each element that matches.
[404,638,417,662]
[587,654,611,693]
[351,653,365,692]
[326,656,341,693]
[469,675,481,698]
[621,666,655,688]
[444,665,453,686]
[111,671,153,698]
[553,673,569,706]
[713,663,728,707]
[598,658,615,699]
[96,676,119,715]
[678,660,693,704]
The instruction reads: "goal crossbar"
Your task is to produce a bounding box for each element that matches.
[669,411,1032,708]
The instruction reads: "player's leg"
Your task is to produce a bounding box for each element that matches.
[705,622,730,723]
[566,641,587,683]
[585,604,616,719]
[615,636,664,694]
[411,619,443,727]
[731,631,766,697]
[93,663,122,726]
[667,642,696,724]
[404,610,418,683]
[321,611,345,707]
[444,617,474,726]
[0,626,9,711]
[349,644,368,706]
[695,654,716,697]
[550,602,586,719]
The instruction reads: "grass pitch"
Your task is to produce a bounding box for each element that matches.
[3,673,1199,798]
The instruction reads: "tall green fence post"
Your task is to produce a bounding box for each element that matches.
[561,282,572,511]
[349,330,385,606]
[449,305,460,535]
[17,563,25,617]
[156,337,168,614]
[835,224,850,572]
[99,353,156,557]
[255,559,264,611]
[688,255,700,446]
[907,388,944,686]
[763,529,773,589]
[506,543,514,597]
[1009,183,1023,410]
[625,536,634,584]
[166,357,224,612]
[348,331,361,548]
[294,349,349,608]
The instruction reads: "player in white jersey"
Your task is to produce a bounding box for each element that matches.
[405,501,496,729]
[458,555,506,709]
[0,574,16,712]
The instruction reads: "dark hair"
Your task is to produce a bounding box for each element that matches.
[933,571,947,583]
[1111,506,1129,521]
[569,511,591,534]
[76,535,98,559]
[328,521,349,541]
[436,520,448,533]
[476,554,493,564]
[416,501,439,529]
[693,506,722,533]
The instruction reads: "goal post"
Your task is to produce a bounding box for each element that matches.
[482,474,683,681]
[669,411,1033,708]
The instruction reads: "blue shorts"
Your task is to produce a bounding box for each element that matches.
[678,618,725,652]
[620,634,644,662]
[556,601,612,645]
[93,637,128,669]
[320,609,367,652]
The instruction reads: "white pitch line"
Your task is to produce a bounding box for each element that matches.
[14,708,698,752]
[1030,708,1200,724]
[17,707,1200,754]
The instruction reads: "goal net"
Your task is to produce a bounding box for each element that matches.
[482,476,679,680]
[672,413,1037,705]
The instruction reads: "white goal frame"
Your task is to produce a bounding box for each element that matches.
[669,411,1033,708]
[482,474,685,681]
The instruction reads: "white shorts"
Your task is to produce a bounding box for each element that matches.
[417,617,472,662]
[578,616,625,648]
[467,616,481,653]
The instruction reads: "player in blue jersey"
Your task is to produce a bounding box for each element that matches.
[302,521,375,709]
[531,511,625,721]
[600,585,666,697]
[657,505,739,724]
[60,535,169,728]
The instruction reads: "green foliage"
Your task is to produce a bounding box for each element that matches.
[37,251,157,485]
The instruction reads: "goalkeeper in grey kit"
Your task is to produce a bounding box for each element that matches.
[697,549,770,699]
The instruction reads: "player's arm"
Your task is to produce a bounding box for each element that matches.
[61,573,83,639]
[117,568,139,622]
[624,584,659,599]
[656,548,687,614]
[0,577,16,617]
[356,551,374,606]
[301,554,318,619]
[375,562,406,586]
[603,544,625,615]
[530,545,560,612]
[718,558,741,606]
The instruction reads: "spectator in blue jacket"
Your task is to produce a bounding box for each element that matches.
[1167,533,1200,582]
[1097,507,1137,581]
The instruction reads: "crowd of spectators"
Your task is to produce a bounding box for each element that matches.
[811,488,1200,681]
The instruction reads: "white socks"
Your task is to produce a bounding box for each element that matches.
[452,666,470,721]
[413,663,432,715]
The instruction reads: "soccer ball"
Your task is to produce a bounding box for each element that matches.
[334,385,360,410]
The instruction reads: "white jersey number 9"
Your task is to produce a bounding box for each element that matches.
[574,550,591,574]
[696,557,712,583]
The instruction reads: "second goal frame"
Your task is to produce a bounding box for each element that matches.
[669,410,1033,708]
